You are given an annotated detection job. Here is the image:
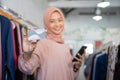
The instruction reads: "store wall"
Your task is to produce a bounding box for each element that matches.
[1,0,47,28]
[1,0,120,44]
[63,15,120,57]
[64,15,120,44]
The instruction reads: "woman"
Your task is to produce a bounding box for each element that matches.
[18,7,83,80]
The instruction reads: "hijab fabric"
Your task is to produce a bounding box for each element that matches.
[43,7,64,43]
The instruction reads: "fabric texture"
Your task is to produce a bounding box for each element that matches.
[84,53,96,80]
[10,21,18,71]
[106,45,117,80]
[92,53,107,80]
[15,22,23,54]
[11,21,23,80]
[113,45,120,80]
[18,39,76,80]
[0,16,2,80]
[0,15,15,80]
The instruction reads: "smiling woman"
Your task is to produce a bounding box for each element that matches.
[18,7,83,80]
[43,7,65,43]
[49,11,64,35]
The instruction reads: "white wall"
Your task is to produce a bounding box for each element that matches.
[64,14,120,57]
[1,0,47,28]
[63,15,120,44]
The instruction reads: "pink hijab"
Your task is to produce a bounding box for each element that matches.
[43,7,64,43]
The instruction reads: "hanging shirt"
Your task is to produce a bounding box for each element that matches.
[107,45,117,80]
[92,53,107,80]
[84,53,96,80]
[113,45,120,80]
[10,21,17,71]
[12,22,24,80]
[15,22,23,54]
[18,38,78,80]
[0,15,15,80]
[0,18,2,80]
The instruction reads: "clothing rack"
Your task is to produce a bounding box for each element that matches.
[95,41,114,53]
[0,3,39,28]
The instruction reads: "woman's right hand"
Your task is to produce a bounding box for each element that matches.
[23,35,34,60]
[23,35,34,53]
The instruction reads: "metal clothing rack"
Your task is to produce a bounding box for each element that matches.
[0,3,39,27]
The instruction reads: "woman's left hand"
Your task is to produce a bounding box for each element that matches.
[73,54,83,72]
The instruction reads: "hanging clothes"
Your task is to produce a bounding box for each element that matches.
[10,21,17,71]
[92,53,108,80]
[113,45,120,80]
[0,17,2,80]
[84,53,97,80]
[0,15,15,80]
[106,45,117,80]
[11,21,24,80]
[0,9,37,80]
[84,41,120,80]
[15,22,23,55]
[85,52,101,80]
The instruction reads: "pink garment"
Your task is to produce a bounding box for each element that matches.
[18,39,78,80]
[43,7,64,43]
[10,21,17,71]
[15,22,23,54]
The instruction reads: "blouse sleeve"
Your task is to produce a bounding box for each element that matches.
[18,41,43,75]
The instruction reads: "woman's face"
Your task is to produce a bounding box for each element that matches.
[48,11,64,35]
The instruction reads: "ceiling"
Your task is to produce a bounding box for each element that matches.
[47,0,120,17]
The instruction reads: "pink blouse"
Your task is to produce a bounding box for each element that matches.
[18,39,78,80]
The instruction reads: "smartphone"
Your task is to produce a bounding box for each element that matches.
[72,46,87,62]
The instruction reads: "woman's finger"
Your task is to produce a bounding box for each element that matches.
[74,56,82,62]
[77,53,83,59]
[73,61,81,66]
[73,61,82,72]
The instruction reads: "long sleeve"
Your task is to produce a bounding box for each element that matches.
[19,39,77,80]
[18,53,40,75]
[18,41,42,75]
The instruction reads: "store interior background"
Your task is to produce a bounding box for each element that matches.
[1,0,120,80]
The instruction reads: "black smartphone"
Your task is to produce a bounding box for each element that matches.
[72,46,87,62]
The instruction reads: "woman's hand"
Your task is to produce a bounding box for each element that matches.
[23,35,34,53]
[23,35,34,60]
[73,54,83,72]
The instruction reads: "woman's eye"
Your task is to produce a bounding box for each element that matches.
[58,18,63,22]
[59,19,63,22]
[50,20,54,23]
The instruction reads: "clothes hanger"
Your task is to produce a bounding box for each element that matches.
[0,9,12,19]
